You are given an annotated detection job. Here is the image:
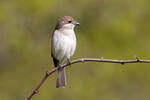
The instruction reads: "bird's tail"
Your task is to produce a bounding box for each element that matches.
[56,67,66,88]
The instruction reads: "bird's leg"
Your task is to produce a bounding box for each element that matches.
[57,64,61,70]
[67,59,72,67]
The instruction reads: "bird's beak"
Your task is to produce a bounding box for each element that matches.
[74,22,80,26]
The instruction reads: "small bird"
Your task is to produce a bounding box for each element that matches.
[51,16,80,88]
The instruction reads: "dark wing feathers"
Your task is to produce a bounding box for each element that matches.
[51,54,59,68]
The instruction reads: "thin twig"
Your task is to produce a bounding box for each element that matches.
[25,57,150,100]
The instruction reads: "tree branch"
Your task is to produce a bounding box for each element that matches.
[25,57,150,100]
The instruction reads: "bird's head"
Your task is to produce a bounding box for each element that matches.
[55,16,80,30]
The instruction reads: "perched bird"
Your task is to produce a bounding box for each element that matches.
[51,16,80,88]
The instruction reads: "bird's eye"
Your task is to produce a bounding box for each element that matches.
[68,21,72,23]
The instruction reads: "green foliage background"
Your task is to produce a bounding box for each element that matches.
[0,0,150,100]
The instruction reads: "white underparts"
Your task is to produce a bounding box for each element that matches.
[52,24,76,63]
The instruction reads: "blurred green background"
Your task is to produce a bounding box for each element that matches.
[1,0,150,100]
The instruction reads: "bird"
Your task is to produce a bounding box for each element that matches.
[51,16,80,88]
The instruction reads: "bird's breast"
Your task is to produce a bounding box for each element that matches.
[52,29,76,62]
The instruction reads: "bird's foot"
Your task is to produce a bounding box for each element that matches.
[67,59,72,67]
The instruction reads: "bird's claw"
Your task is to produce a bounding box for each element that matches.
[67,59,72,67]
